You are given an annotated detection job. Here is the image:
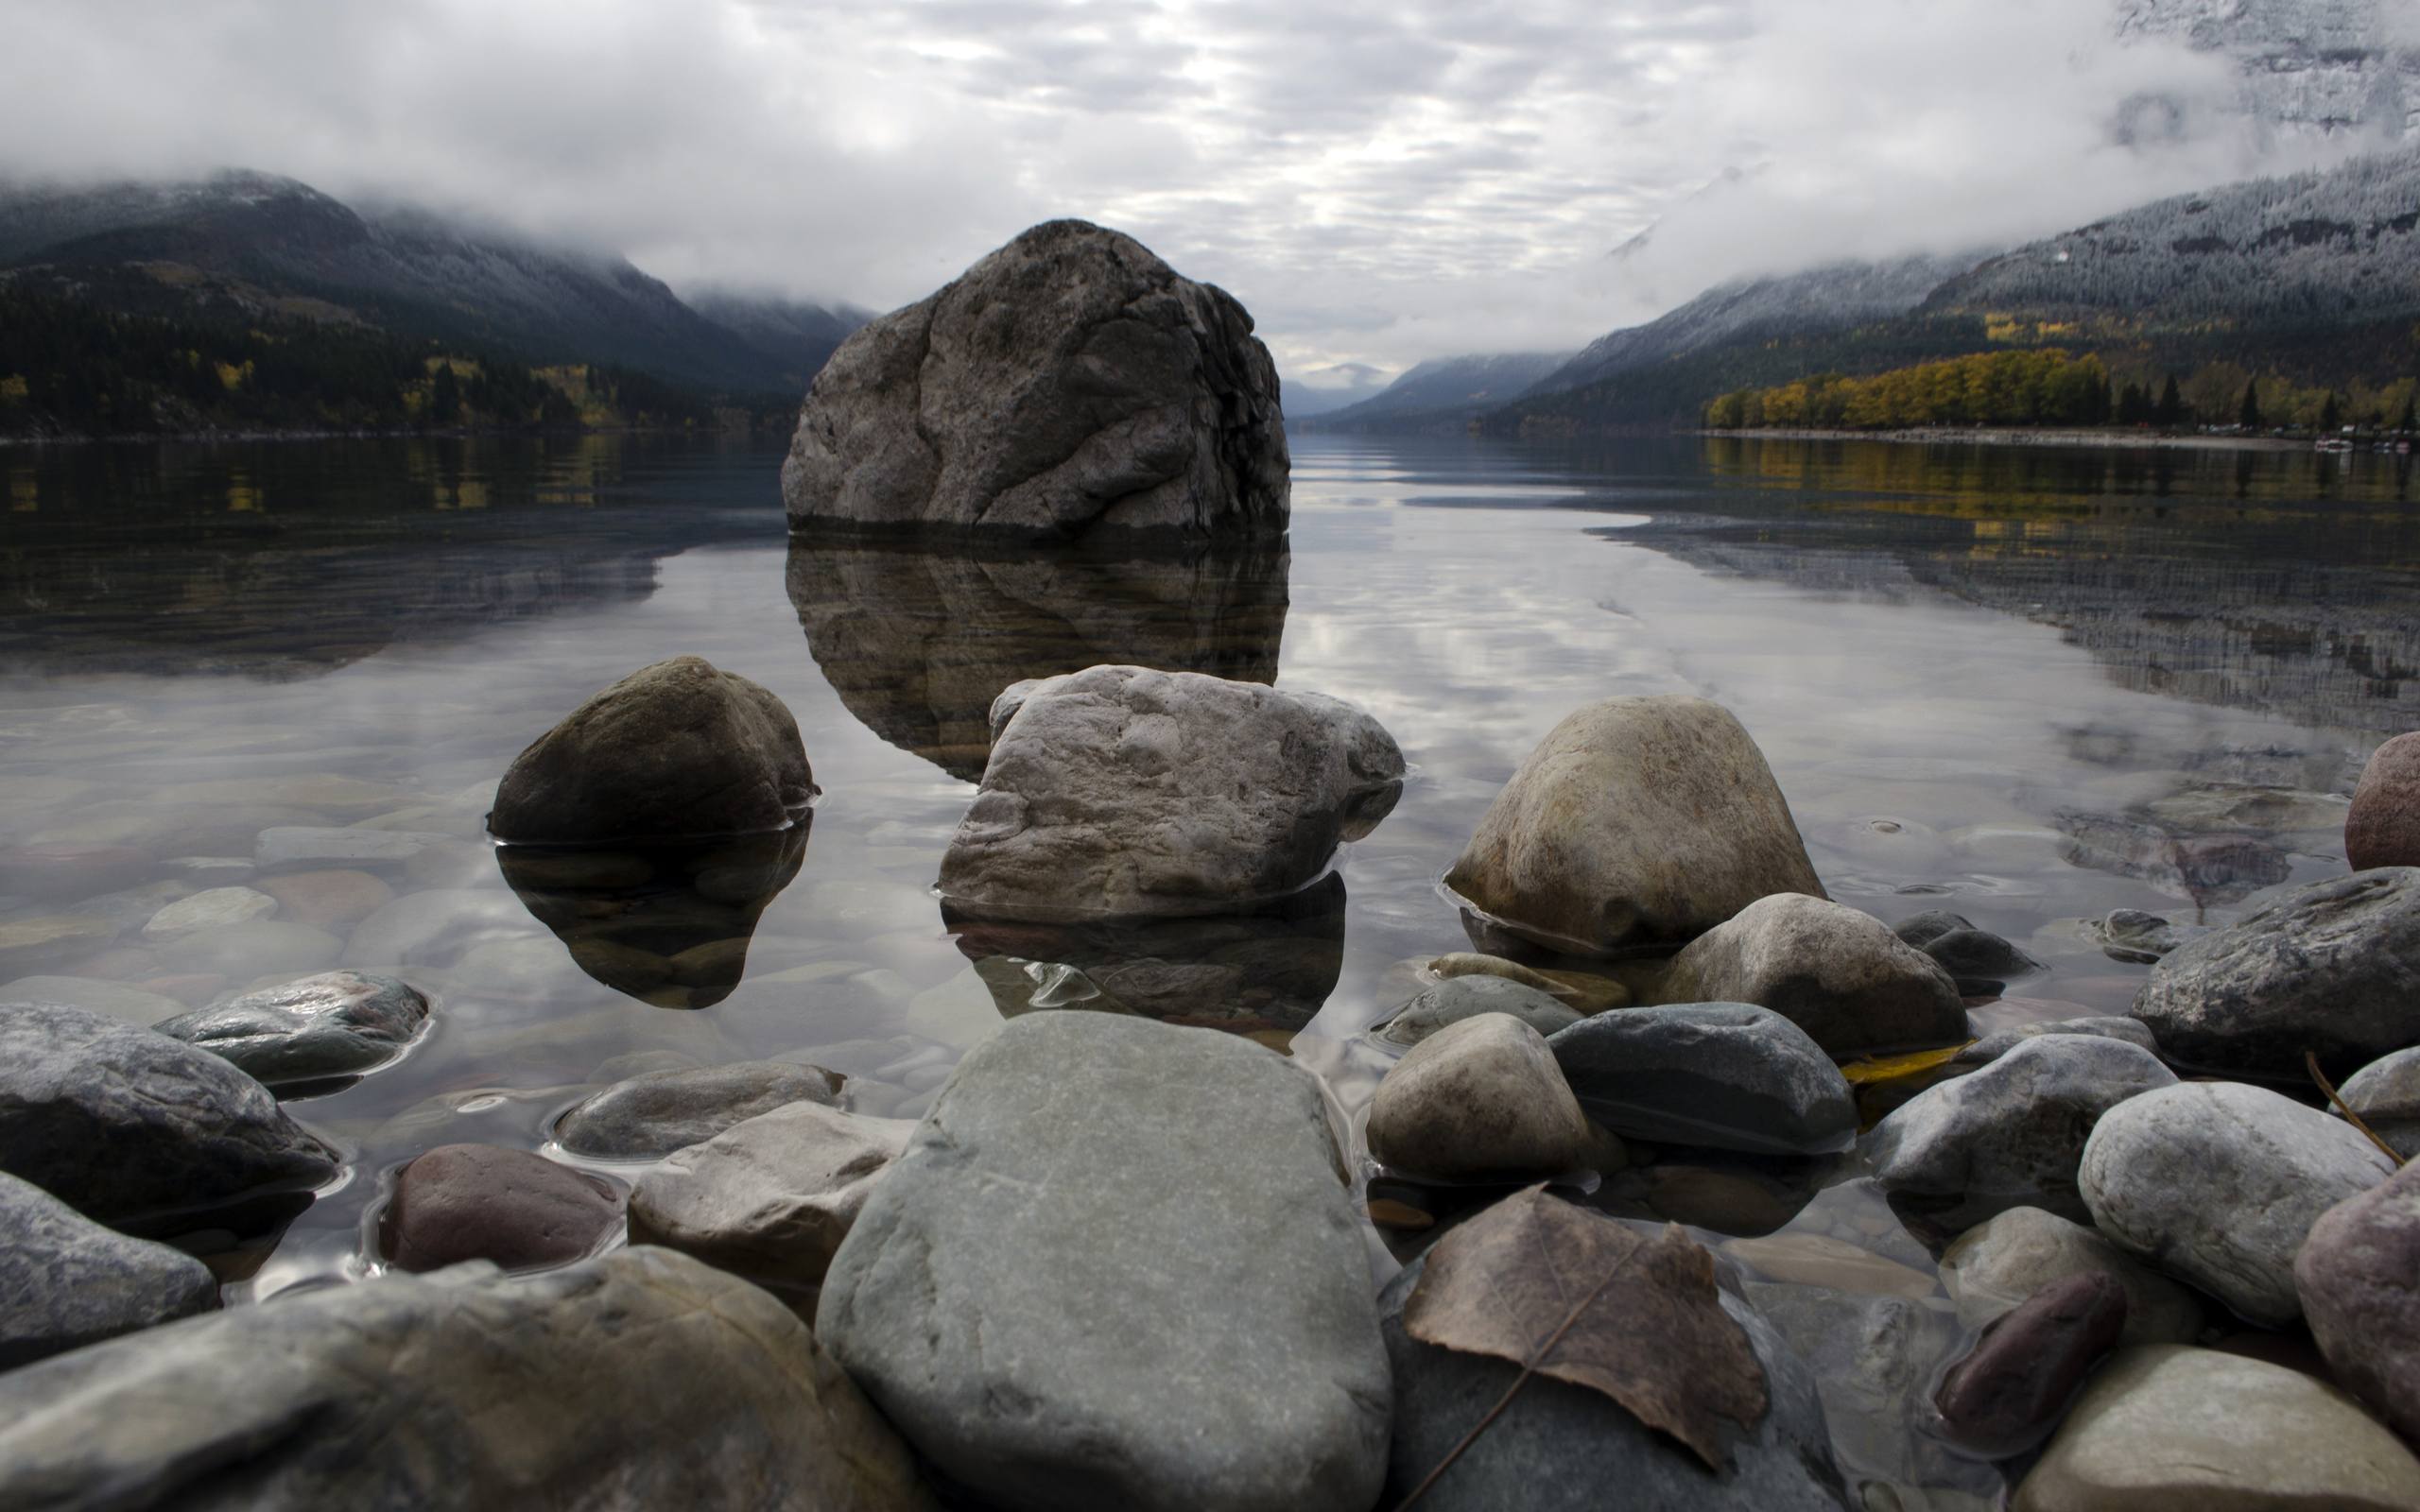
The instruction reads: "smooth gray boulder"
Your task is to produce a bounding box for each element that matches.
[0,1001,337,1228]
[2014,1346,2420,1511]
[2337,1044,2420,1159]
[1657,893,1969,1056]
[1379,1257,1848,1511]
[555,1060,845,1160]
[938,665,1402,919]
[2080,1080,2394,1325]
[490,656,815,845]
[1951,1015,2157,1068]
[1892,909,2041,991]
[1365,1013,1591,1180]
[157,971,427,1089]
[1939,1207,2204,1346]
[1546,1002,1855,1155]
[1374,975,1581,1050]
[0,1172,218,1369]
[2297,1160,2420,1442]
[1445,696,1825,957]
[1867,1035,2176,1234]
[816,1012,1389,1512]
[0,1246,936,1510]
[629,1100,915,1296]
[2130,868,2420,1079]
[782,219,1288,542]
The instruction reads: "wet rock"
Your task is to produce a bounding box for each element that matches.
[1952,1016,2157,1067]
[1893,909,2042,991]
[1658,894,1969,1057]
[783,218,1287,541]
[0,914,116,976]
[1547,1002,1855,1156]
[1599,1159,1814,1236]
[1426,952,1628,1012]
[139,885,278,940]
[555,1060,845,1160]
[254,869,393,930]
[2295,1160,2420,1440]
[0,845,152,902]
[253,826,457,873]
[2345,731,2420,869]
[0,974,186,1027]
[2090,908,2208,965]
[938,665,1402,919]
[1366,1012,1590,1180]
[0,1246,935,1510]
[628,1101,914,1296]
[0,1001,337,1228]
[817,1012,1388,1512]
[157,971,428,1090]
[2014,1345,2420,1511]
[1934,1272,2128,1456]
[1940,1207,2204,1346]
[491,657,815,845]
[2080,1080,2394,1326]
[2130,868,2420,1080]
[1725,1233,1937,1298]
[1380,1254,1848,1510]
[2338,1045,2420,1158]
[1445,696,1825,957]
[0,1171,218,1369]
[1868,1036,2177,1233]
[378,1143,621,1272]
[1375,974,1582,1049]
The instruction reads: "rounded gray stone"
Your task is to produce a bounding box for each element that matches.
[1939,1206,2204,1347]
[158,970,428,1088]
[0,1171,218,1370]
[1366,1012,1591,1180]
[1658,893,1970,1056]
[1545,1001,1856,1155]
[1375,975,1582,1049]
[2338,1044,2420,1159]
[556,1060,844,1160]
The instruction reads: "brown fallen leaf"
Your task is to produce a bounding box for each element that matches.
[1401,1184,1768,1474]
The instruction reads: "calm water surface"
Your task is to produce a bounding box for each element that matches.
[4,432,2415,1496]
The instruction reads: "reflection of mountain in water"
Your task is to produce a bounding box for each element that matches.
[786,533,1288,781]
[0,437,774,679]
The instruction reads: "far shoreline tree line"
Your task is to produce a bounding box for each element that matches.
[1703,349,2419,437]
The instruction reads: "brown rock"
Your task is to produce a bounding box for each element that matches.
[1365,1013,1590,1181]
[2296,1160,2420,1439]
[1935,1271,2128,1455]
[2347,731,2420,870]
[379,1143,621,1273]
[256,869,394,930]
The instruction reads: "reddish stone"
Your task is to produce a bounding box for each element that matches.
[2347,732,2420,871]
[378,1143,620,1274]
[1934,1270,2128,1456]
[2297,1160,2420,1440]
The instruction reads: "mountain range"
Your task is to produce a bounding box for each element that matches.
[0,170,866,404]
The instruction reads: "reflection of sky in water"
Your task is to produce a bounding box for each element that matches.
[0,434,2409,1337]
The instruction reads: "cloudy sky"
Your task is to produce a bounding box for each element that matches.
[0,0,2400,396]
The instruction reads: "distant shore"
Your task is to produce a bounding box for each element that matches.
[1695,425,2326,453]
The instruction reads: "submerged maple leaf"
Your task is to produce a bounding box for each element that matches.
[1401,1184,1769,1472]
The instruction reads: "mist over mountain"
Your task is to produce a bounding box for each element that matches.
[2117,0,2420,143]
[1305,352,1572,431]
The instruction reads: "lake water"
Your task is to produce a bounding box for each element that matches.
[4,431,2415,1501]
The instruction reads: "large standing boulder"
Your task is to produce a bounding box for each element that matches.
[1656,894,1969,1056]
[2345,731,2420,869]
[0,1246,935,1510]
[815,1012,1389,1512]
[0,1001,337,1228]
[1546,1002,1855,1155]
[0,1172,218,1369]
[1444,696,1824,957]
[1866,1035,2177,1234]
[783,220,1288,541]
[2129,868,2420,1079]
[938,665,1402,919]
[2080,1080,2394,1326]
[2014,1346,2420,1511]
[157,971,428,1089]
[489,657,814,844]
[2295,1161,2420,1441]
[1364,1013,1591,1180]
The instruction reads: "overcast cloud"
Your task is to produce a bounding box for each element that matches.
[0,0,2403,393]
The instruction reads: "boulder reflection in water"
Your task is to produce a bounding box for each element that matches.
[786,531,1288,782]
[494,825,807,1009]
[943,873,1347,1044]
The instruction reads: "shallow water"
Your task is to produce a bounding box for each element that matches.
[4,431,2414,1499]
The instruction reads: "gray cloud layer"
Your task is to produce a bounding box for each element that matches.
[1,0,2406,392]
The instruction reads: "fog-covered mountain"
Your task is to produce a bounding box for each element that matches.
[1927,145,2420,323]
[683,288,873,394]
[1306,352,1572,431]
[0,170,859,398]
[2118,0,2420,142]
